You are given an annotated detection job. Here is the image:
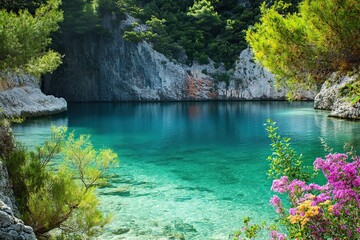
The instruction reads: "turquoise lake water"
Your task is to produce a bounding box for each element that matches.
[12,102,360,240]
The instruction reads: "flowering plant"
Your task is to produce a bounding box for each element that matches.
[234,120,359,240]
[270,153,360,239]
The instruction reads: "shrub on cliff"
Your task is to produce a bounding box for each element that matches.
[3,126,118,238]
[246,0,360,98]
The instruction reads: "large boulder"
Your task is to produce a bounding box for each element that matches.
[0,74,67,118]
[314,73,360,120]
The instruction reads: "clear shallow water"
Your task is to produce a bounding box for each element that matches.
[12,102,360,240]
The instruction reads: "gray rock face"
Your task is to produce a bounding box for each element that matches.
[0,120,18,217]
[0,122,37,239]
[229,48,286,99]
[43,18,291,102]
[0,200,37,240]
[314,73,359,120]
[0,120,14,166]
[0,161,18,217]
[0,74,67,118]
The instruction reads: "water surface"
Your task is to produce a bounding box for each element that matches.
[13,102,360,239]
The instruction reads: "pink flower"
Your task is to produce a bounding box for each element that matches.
[308,183,328,191]
[289,208,297,215]
[270,195,284,214]
[314,157,325,170]
[270,195,281,207]
[270,230,287,240]
[271,176,289,193]
[288,179,306,194]
[311,193,330,206]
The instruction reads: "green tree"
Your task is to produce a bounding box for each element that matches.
[246,0,360,98]
[187,0,221,33]
[123,16,166,43]
[60,0,100,35]
[0,0,63,78]
[0,0,47,14]
[121,0,263,69]
[3,126,118,237]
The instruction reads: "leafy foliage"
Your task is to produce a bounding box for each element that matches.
[233,217,271,240]
[3,126,118,237]
[60,0,99,35]
[339,76,360,105]
[122,0,263,69]
[246,0,360,98]
[0,0,63,78]
[0,0,47,14]
[265,119,312,182]
[58,0,133,36]
[97,0,130,19]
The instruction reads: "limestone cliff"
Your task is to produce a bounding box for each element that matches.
[314,73,360,120]
[43,18,291,102]
[0,74,67,118]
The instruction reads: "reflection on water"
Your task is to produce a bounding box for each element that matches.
[12,102,360,240]
[314,113,360,149]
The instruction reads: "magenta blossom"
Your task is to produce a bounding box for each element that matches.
[271,176,289,193]
[289,208,297,215]
[288,179,306,194]
[270,195,281,207]
[270,195,284,214]
[270,153,360,239]
[270,230,287,240]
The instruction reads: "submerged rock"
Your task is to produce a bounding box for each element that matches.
[314,73,359,120]
[163,220,197,240]
[112,227,130,235]
[101,187,131,197]
[0,73,67,118]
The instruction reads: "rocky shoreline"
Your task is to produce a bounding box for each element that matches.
[0,70,358,121]
[314,72,359,120]
[0,74,67,119]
